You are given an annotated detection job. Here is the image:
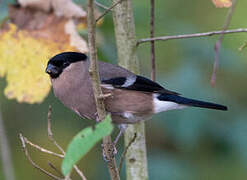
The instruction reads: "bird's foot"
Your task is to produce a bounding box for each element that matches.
[94,112,100,123]
[101,143,118,162]
[98,93,112,99]
[113,124,128,145]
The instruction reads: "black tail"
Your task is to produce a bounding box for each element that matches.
[157,94,227,111]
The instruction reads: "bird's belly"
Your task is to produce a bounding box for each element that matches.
[103,88,153,124]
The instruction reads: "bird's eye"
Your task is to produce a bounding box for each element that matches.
[63,62,69,67]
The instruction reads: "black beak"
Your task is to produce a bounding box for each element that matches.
[45,64,60,78]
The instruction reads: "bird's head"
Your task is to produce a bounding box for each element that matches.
[46,52,88,78]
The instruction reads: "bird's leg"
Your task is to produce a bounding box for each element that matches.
[113,124,128,146]
[94,111,101,123]
[101,143,110,162]
[96,116,100,123]
[112,124,128,155]
[101,140,118,162]
[101,124,128,162]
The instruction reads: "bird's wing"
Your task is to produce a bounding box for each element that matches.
[101,75,180,95]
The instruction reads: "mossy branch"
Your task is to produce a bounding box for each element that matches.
[112,0,149,179]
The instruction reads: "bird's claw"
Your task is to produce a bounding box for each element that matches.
[101,143,117,162]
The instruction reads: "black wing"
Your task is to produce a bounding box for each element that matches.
[102,75,180,95]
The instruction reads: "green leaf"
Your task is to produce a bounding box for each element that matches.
[61,115,114,176]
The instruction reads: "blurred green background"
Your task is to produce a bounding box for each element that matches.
[1,0,247,179]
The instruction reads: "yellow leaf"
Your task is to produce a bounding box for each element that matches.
[0,5,88,104]
[212,0,232,8]
[0,24,77,103]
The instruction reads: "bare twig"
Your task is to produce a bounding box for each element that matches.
[118,133,137,174]
[137,28,247,45]
[24,137,64,158]
[73,166,86,179]
[19,134,63,180]
[20,131,86,180]
[94,1,109,10]
[211,0,238,86]
[47,106,87,180]
[48,162,64,177]
[19,134,65,177]
[47,105,65,154]
[150,0,156,81]
[96,0,125,23]
[88,0,120,179]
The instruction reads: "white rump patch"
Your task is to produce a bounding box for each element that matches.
[122,75,136,87]
[153,93,186,113]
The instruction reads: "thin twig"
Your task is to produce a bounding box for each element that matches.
[24,137,64,158]
[150,0,156,81]
[19,134,63,180]
[88,0,120,179]
[73,166,87,179]
[47,106,87,180]
[94,0,109,10]
[211,0,238,86]
[48,162,64,177]
[96,0,125,22]
[137,28,247,45]
[118,133,137,174]
[47,105,65,154]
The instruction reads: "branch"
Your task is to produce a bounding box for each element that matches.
[94,1,109,10]
[47,106,87,180]
[87,1,120,180]
[19,106,87,180]
[47,105,65,154]
[48,162,64,177]
[24,136,64,158]
[137,28,247,45]
[19,134,63,180]
[112,0,149,179]
[150,0,156,81]
[96,0,125,23]
[211,0,238,86]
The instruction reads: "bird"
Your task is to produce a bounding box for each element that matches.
[45,52,227,126]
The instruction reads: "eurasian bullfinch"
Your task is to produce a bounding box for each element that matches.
[46,52,227,124]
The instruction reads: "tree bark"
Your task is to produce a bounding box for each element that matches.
[112,0,149,179]
[87,1,120,179]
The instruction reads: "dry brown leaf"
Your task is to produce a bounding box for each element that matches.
[65,20,88,53]
[212,0,232,8]
[18,0,87,18]
[0,5,88,103]
[18,0,52,12]
[51,0,87,18]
